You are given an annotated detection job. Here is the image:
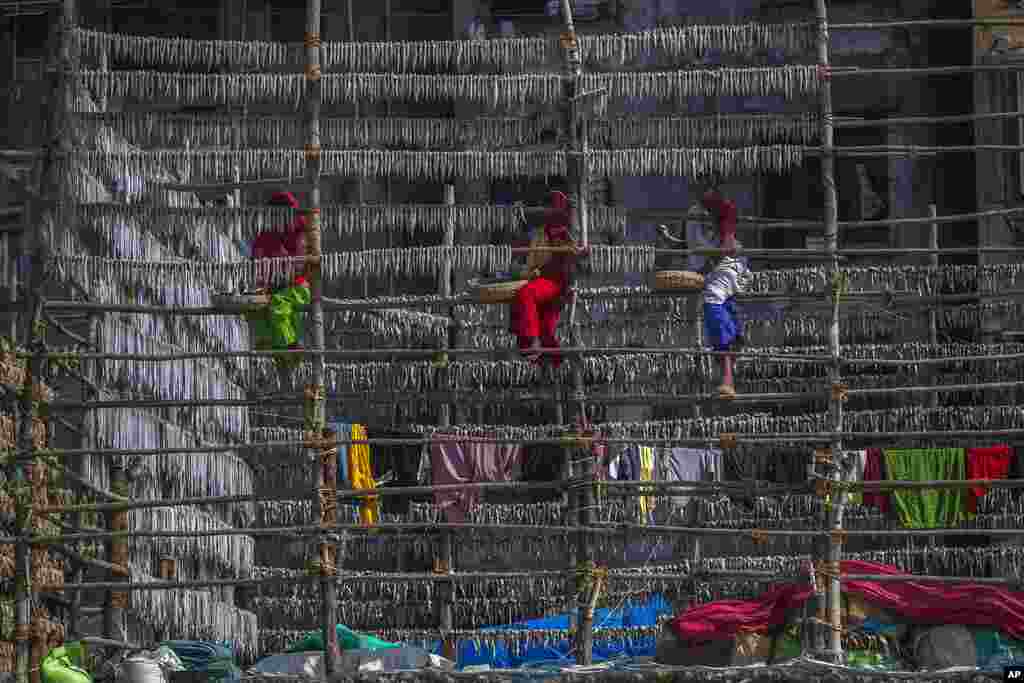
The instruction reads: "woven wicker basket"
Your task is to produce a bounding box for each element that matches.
[476,279,528,304]
[212,292,271,309]
[654,270,705,292]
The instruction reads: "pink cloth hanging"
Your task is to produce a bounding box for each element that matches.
[430,435,523,523]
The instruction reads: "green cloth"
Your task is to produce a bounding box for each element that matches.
[42,644,91,683]
[883,448,965,529]
[247,284,310,351]
[973,628,1024,670]
[286,624,400,653]
[845,649,904,671]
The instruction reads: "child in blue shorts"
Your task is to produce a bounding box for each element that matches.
[700,189,750,400]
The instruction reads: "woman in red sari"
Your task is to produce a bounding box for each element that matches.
[510,190,588,365]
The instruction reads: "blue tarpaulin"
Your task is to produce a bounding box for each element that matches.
[449,594,672,669]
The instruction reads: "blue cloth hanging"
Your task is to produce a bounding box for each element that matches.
[330,422,352,489]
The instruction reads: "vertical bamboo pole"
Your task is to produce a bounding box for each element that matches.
[15,1,75,679]
[814,0,845,663]
[104,458,127,643]
[557,0,594,665]
[304,0,337,675]
[928,204,939,410]
[68,314,98,639]
[345,0,367,299]
[435,184,456,661]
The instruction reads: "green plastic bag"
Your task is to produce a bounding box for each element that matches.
[286,624,399,653]
[41,643,92,683]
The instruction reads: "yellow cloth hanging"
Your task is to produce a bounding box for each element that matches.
[638,446,655,523]
[348,423,378,526]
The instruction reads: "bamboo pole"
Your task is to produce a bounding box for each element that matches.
[35,378,1024,414]
[435,183,456,661]
[557,0,594,662]
[68,314,97,638]
[35,476,1024,517]
[36,568,1024,594]
[23,426,1024,458]
[103,457,127,642]
[303,0,338,674]
[18,522,1024,548]
[928,204,939,412]
[13,1,74,680]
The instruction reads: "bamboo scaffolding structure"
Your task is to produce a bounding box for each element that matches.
[15,6,1024,666]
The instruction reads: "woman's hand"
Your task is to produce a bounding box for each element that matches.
[574,244,591,258]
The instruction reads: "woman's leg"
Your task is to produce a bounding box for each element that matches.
[512,277,563,359]
[538,301,564,366]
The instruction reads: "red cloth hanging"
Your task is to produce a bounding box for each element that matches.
[966,445,1013,514]
[861,448,889,512]
[668,560,1024,643]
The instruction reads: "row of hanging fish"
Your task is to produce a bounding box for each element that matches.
[248,543,1024,614]
[78,110,821,149]
[128,503,255,578]
[129,566,259,662]
[96,405,251,497]
[100,316,249,442]
[74,146,800,182]
[74,24,814,73]
[75,66,818,108]
[50,245,659,289]
[73,201,626,241]
[406,403,1024,442]
[264,323,1023,393]
[588,145,805,177]
[93,332,1024,403]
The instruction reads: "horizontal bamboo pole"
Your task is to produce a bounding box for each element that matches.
[34,476,1024,516]
[79,637,141,650]
[35,480,804,515]
[35,346,831,363]
[40,378,1024,412]
[48,542,126,574]
[642,204,1024,231]
[4,289,956,316]
[834,110,1024,129]
[22,428,1024,459]
[824,144,1024,157]
[830,18,1024,29]
[45,245,1024,268]
[830,63,1024,77]
[18,520,1024,549]
[46,569,1023,593]
[839,574,1022,585]
[26,344,1024,365]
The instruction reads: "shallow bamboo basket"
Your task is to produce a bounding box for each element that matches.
[654,270,705,292]
[476,279,528,304]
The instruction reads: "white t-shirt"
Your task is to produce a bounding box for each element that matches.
[703,256,750,305]
[685,205,718,272]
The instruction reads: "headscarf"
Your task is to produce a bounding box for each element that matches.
[543,190,572,241]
